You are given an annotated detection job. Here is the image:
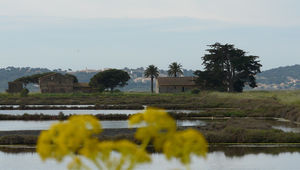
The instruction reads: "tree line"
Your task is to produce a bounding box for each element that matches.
[144,42,262,93]
[12,42,262,93]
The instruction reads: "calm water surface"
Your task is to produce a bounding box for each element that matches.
[0,120,206,131]
[0,109,142,115]
[273,125,300,133]
[1,147,300,170]
[0,109,199,115]
[0,105,95,108]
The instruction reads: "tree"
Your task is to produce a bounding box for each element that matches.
[15,72,79,86]
[144,65,159,93]
[194,70,227,91]
[20,88,29,97]
[15,72,55,85]
[195,43,262,92]
[65,74,78,83]
[168,62,183,77]
[89,69,130,92]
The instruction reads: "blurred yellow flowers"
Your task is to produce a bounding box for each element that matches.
[37,107,207,170]
[163,129,207,164]
[37,115,102,161]
[129,107,176,150]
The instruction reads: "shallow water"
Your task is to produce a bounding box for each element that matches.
[0,105,95,108]
[272,125,300,133]
[270,119,300,133]
[0,109,142,115]
[0,109,199,115]
[0,120,206,131]
[1,146,300,170]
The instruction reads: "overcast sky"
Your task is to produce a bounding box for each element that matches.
[0,0,299,71]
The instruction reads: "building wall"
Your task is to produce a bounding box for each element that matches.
[73,86,98,93]
[7,82,23,93]
[39,74,74,93]
[157,85,196,93]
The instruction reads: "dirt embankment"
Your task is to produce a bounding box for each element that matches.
[2,119,300,145]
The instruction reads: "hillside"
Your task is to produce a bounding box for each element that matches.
[256,65,300,90]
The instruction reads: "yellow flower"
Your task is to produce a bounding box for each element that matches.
[79,138,101,160]
[97,141,115,161]
[163,129,208,165]
[115,140,150,163]
[67,156,82,170]
[37,115,102,161]
[129,107,176,150]
[96,140,151,170]
[128,113,143,125]
[37,108,208,170]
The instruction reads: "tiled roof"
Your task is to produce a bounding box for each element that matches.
[157,77,196,86]
[39,73,59,80]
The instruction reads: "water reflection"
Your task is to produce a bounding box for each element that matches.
[210,145,300,157]
[0,146,35,154]
[1,146,300,170]
[0,120,206,131]
[145,151,300,170]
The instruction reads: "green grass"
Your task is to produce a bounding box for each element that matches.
[210,90,300,107]
[1,90,300,121]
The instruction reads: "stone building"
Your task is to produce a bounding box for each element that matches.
[156,77,198,93]
[39,73,74,93]
[73,83,97,93]
[7,73,96,93]
[39,73,97,93]
[7,81,23,93]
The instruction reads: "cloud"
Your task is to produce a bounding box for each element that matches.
[0,0,299,26]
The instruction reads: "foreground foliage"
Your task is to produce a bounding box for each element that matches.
[37,107,207,170]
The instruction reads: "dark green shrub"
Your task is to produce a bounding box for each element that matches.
[114,89,121,93]
[224,111,246,117]
[19,104,26,109]
[20,88,29,97]
[58,112,65,120]
[0,135,37,145]
[191,88,200,94]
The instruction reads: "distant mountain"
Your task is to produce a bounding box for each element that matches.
[0,65,299,92]
[0,67,52,92]
[255,65,300,90]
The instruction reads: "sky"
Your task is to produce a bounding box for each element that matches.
[0,0,299,71]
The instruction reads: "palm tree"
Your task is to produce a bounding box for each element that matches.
[144,65,159,93]
[168,62,183,77]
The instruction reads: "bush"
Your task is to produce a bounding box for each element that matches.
[114,89,121,93]
[58,112,65,120]
[191,88,200,94]
[20,88,29,97]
